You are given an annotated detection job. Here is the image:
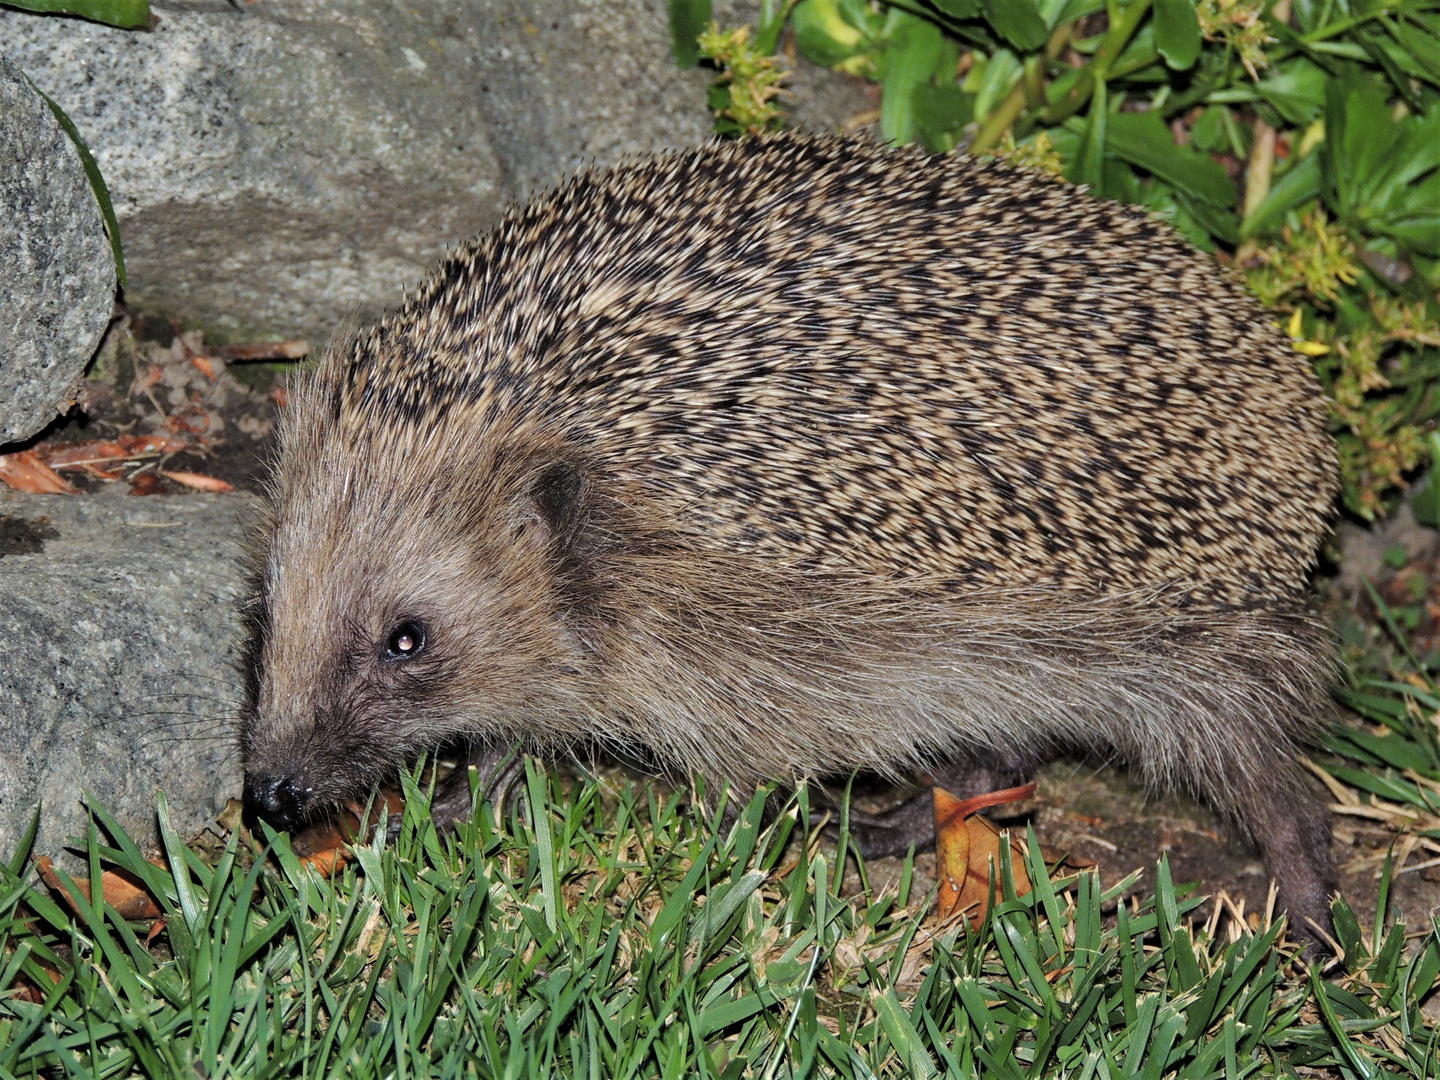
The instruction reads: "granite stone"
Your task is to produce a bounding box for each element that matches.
[0,51,116,445]
[0,490,253,864]
[0,1,865,347]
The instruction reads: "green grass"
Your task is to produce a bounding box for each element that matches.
[1,761,1436,1078]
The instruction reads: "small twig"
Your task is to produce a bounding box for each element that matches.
[211,340,310,362]
[1304,757,1359,805]
[1236,117,1278,263]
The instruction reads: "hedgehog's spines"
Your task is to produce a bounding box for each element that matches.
[288,132,1333,611]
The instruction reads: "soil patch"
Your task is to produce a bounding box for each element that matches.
[12,311,290,497]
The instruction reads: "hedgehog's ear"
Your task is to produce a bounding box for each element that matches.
[516,461,586,553]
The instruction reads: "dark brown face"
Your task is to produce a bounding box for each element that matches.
[240,432,598,833]
[241,581,458,831]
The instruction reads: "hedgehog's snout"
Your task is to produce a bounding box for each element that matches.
[243,770,310,832]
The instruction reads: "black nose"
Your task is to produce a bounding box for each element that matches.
[243,772,308,831]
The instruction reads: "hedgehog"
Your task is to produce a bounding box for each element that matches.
[242,133,1340,938]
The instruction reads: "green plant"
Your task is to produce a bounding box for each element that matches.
[2,770,1437,1077]
[698,23,790,134]
[26,79,126,289]
[1,0,147,27]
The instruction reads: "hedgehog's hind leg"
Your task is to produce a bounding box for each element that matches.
[1130,680,1338,943]
[844,748,1038,859]
[1242,774,1336,940]
[1180,752,1337,944]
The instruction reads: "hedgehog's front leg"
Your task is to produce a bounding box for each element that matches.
[425,742,526,831]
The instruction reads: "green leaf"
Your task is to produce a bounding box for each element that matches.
[1240,152,1322,238]
[1409,433,1440,526]
[668,0,713,68]
[881,16,944,144]
[1173,190,1239,245]
[1106,109,1237,206]
[1324,78,1440,254]
[2,0,148,28]
[524,759,559,934]
[933,0,983,17]
[982,0,1049,52]
[974,47,1023,121]
[872,986,939,1079]
[29,80,126,288]
[5,808,40,880]
[792,0,876,67]
[688,870,766,946]
[913,84,975,153]
[1189,105,1228,152]
[1066,84,1108,194]
[1324,77,1398,214]
[1152,0,1202,69]
[1255,58,1328,125]
[1140,181,1218,249]
[1051,0,1106,23]
[1390,16,1440,86]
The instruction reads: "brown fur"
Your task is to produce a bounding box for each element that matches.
[243,133,1340,935]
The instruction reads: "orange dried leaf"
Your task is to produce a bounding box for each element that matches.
[10,977,47,1003]
[41,439,130,468]
[159,470,235,493]
[290,788,405,878]
[934,787,973,922]
[215,339,310,361]
[132,363,164,393]
[934,782,1037,926]
[119,433,187,455]
[301,847,348,876]
[0,451,76,494]
[128,472,165,496]
[165,410,219,437]
[36,856,163,921]
[191,355,217,379]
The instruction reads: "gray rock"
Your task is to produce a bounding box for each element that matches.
[2,1,870,347]
[0,52,116,446]
[0,490,252,865]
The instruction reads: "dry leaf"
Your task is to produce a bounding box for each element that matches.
[128,473,165,496]
[41,439,130,468]
[33,434,188,489]
[120,433,187,455]
[214,339,310,361]
[934,782,1037,925]
[131,362,165,394]
[9,977,47,1003]
[36,856,163,921]
[0,451,76,495]
[191,355,217,379]
[288,788,405,878]
[933,783,1097,925]
[165,408,220,438]
[159,470,235,493]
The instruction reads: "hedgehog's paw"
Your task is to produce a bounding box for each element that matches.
[1244,783,1339,952]
[423,741,526,834]
[842,753,1034,859]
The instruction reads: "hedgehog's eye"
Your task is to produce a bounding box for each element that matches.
[384,621,426,661]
